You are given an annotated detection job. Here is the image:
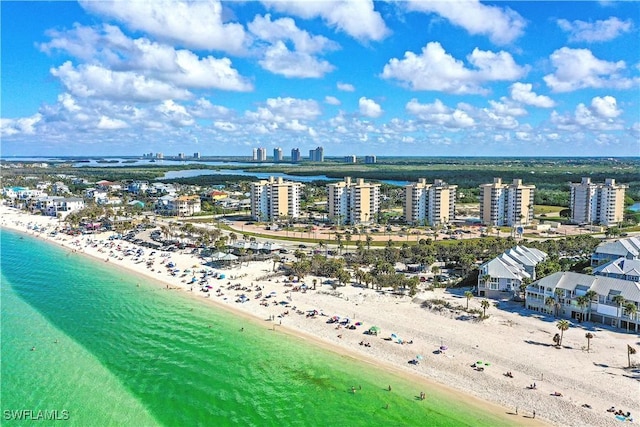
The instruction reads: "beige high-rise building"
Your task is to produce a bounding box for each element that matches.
[327,177,380,225]
[479,178,535,226]
[404,179,456,225]
[570,177,627,226]
[250,177,302,222]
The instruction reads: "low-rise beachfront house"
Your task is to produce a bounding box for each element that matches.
[155,195,201,217]
[594,258,640,283]
[148,183,177,196]
[85,189,109,204]
[96,180,122,192]
[591,237,640,267]
[52,182,70,194]
[201,190,228,202]
[477,245,547,298]
[127,200,145,210]
[525,271,640,332]
[127,181,149,195]
[31,196,85,216]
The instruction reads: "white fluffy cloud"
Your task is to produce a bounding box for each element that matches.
[337,82,355,92]
[97,116,128,130]
[79,0,248,54]
[51,61,192,102]
[259,41,335,78]
[381,42,527,94]
[509,82,555,107]
[551,95,624,131]
[41,25,253,92]
[324,96,341,105]
[406,0,526,45]
[557,17,633,43]
[590,96,622,118]
[0,115,42,137]
[249,14,338,78]
[156,100,194,127]
[358,97,383,118]
[405,99,474,128]
[244,97,322,128]
[261,0,389,41]
[544,47,637,92]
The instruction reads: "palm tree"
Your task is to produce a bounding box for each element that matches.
[585,332,594,352]
[335,233,342,254]
[480,299,490,318]
[272,255,281,272]
[576,295,589,322]
[623,302,637,332]
[556,319,570,347]
[481,274,491,291]
[365,234,372,251]
[612,294,626,319]
[464,291,474,310]
[628,345,637,368]
[584,290,598,322]
[545,296,556,316]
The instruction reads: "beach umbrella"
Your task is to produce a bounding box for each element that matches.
[440,345,448,351]
[476,361,483,365]
[416,355,423,360]
[369,326,380,333]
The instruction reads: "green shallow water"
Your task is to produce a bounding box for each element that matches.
[1,229,513,426]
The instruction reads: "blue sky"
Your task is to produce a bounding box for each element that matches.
[1,1,639,157]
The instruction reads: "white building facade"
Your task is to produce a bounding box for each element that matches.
[569,177,627,226]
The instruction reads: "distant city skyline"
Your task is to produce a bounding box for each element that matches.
[1,1,639,157]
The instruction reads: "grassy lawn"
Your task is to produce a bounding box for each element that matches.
[534,205,565,215]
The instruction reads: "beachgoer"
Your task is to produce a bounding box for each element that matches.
[516,407,518,415]
[533,410,536,419]
[359,385,362,390]
[31,346,36,351]
[388,385,392,391]
[351,386,356,394]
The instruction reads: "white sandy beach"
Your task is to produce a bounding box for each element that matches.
[2,206,638,427]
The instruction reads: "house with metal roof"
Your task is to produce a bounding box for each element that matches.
[525,271,640,332]
[477,245,547,298]
[591,237,640,266]
[594,258,640,283]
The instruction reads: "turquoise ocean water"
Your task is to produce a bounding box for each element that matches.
[1,229,512,426]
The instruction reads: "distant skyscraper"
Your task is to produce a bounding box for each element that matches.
[193,152,200,159]
[156,152,164,159]
[291,148,301,163]
[309,146,324,162]
[273,147,283,162]
[344,155,356,163]
[257,147,267,161]
[252,148,258,161]
[570,177,627,226]
[364,155,376,164]
[178,153,185,160]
